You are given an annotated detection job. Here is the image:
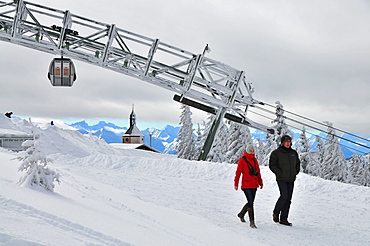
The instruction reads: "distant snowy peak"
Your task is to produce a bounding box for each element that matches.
[69,120,90,130]
[69,121,126,131]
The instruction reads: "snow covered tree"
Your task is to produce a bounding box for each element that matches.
[193,122,205,160]
[296,126,312,173]
[16,119,60,192]
[348,152,364,185]
[259,133,277,166]
[321,121,347,182]
[194,114,214,160]
[226,121,252,164]
[307,135,325,177]
[254,138,265,163]
[207,120,228,163]
[363,155,370,186]
[271,101,293,144]
[176,104,196,160]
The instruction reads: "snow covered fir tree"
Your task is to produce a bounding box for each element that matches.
[16,119,60,192]
[226,121,253,164]
[206,119,228,163]
[176,104,196,160]
[175,103,370,187]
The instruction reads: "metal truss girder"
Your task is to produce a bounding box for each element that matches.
[144,38,159,76]
[102,24,116,63]
[57,10,71,49]
[0,0,273,134]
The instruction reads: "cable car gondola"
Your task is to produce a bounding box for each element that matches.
[47,57,76,86]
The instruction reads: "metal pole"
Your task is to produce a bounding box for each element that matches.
[149,128,154,147]
[198,107,226,161]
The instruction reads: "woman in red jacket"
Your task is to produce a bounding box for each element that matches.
[234,144,263,228]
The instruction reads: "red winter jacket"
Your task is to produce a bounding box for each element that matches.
[234,152,263,189]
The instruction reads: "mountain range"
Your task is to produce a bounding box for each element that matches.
[68,121,369,159]
[69,121,179,154]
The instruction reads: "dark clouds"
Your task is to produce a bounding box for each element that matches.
[0,0,369,134]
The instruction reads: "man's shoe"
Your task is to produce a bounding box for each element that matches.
[273,214,279,223]
[279,221,292,226]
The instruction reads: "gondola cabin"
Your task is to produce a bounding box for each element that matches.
[48,58,76,86]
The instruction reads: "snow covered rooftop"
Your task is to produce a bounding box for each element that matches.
[0,128,32,138]
[110,143,160,153]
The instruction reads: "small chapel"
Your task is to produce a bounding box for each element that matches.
[110,105,159,153]
[122,105,144,144]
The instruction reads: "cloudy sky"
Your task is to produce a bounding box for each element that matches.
[1,0,369,135]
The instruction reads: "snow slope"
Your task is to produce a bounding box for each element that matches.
[0,117,369,246]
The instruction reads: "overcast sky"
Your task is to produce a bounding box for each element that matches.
[1,0,369,135]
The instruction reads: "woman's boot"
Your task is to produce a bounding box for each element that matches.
[248,207,257,228]
[237,204,248,223]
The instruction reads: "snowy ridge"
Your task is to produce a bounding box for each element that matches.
[0,117,370,245]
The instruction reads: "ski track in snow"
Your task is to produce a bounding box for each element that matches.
[56,171,207,246]
[0,196,133,246]
[50,155,236,246]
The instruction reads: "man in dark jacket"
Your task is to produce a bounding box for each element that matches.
[269,135,300,226]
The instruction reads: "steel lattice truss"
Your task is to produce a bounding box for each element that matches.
[0,0,273,133]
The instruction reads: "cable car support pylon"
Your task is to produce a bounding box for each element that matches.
[0,0,274,160]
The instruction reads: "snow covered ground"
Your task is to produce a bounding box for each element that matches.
[1,116,369,246]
